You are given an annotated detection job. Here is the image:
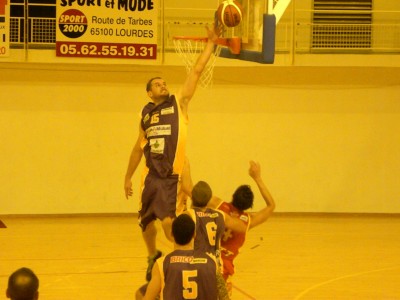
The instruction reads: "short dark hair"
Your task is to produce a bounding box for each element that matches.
[146,77,162,92]
[232,185,254,211]
[7,267,39,300]
[191,181,212,208]
[172,214,195,245]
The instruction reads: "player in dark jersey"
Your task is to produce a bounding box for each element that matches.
[141,214,221,300]
[208,160,276,296]
[124,24,223,281]
[187,181,248,258]
[185,180,246,300]
[187,181,225,257]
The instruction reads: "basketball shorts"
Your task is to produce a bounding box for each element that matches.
[139,172,179,231]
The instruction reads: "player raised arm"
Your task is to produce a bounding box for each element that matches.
[248,161,276,229]
[175,23,222,116]
[124,122,145,199]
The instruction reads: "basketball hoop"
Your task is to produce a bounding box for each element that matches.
[173,36,241,88]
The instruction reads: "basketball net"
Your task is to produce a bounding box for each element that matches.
[173,37,221,89]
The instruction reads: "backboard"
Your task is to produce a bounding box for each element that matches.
[165,0,292,64]
[220,0,280,64]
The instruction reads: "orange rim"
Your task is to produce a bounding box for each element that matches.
[172,36,208,42]
[173,36,241,54]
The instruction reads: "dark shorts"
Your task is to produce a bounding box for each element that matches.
[139,172,179,231]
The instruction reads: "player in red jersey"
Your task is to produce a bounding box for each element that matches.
[208,160,276,296]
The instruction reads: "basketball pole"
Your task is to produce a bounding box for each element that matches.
[291,0,296,66]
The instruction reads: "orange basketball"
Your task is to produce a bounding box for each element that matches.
[217,0,243,28]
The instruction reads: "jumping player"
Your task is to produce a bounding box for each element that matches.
[124,24,222,281]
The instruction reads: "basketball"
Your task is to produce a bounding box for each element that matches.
[217,0,243,28]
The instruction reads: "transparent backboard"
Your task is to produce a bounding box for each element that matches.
[165,0,290,64]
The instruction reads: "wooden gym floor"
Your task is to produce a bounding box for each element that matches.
[1,214,400,299]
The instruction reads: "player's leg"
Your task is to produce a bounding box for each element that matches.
[155,175,179,242]
[175,158,192,215]
[142,220,158,257]
[176,187,188,215]
[222,260,234,297]
[161,216,174,242]
[141,220,162,282]
[216,271,230,300]
[225,275,233,298]
[140,175,163,281]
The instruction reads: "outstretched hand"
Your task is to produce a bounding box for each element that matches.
[205,23,223,43]
[249,160,261,180]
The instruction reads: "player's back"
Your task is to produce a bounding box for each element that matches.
[159,249,218,300]
[218,201,250,261]
[187,207,225,257]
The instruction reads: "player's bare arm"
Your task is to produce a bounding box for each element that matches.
[248,161,276,229]
[175,23,222,116]
[205,195,245,231]
[124,122,145,199]
[143,263,161,300]
[223,211,247,233]
[207,196,223,209]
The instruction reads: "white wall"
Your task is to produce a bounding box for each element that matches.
[1,63,399,214]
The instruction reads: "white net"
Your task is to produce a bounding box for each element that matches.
[173,38,221,88]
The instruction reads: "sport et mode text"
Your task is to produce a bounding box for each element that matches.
[60,0,154,11]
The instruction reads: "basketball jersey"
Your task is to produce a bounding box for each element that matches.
[141,95,188,178]
[187,207,225,258]
[158,249,218,300]
[218,201,251,276]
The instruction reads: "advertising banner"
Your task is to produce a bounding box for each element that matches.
[0,0,9,57]
[56,0,158,60]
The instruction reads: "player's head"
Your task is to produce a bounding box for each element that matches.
[7,267,39,300]
[146,77,162,91]
[146,77,169,101]
[172,214,195,245]
[232,185,254,211]
[191,181,212,208]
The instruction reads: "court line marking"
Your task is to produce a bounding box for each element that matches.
[294,265,400,300]
[233,284,257,300]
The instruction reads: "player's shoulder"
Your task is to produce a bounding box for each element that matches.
[208,196,224,209]
[207,207,226,222]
